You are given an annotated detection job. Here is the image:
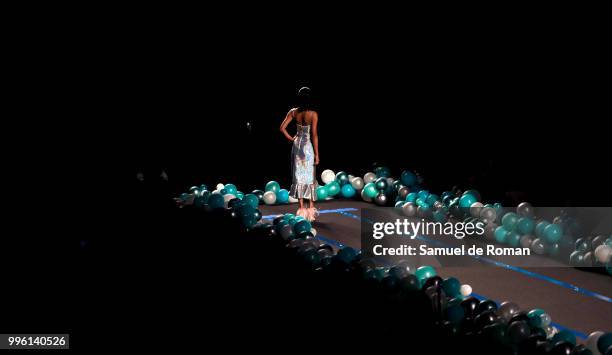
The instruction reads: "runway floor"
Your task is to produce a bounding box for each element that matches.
[260,200,612,339]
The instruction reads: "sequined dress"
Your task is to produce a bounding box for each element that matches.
[290,124,317,200]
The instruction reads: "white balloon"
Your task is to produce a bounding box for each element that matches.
[348,175,355,180]
[223,194,236,208]
[361,189,372,202]
[460,284,472,297]
[364,172,376,183]
[351,177,364,190]
[586,331,604,355]
[470,202,484,217]
[594,244,611,263]
[263,191,277,205]
[216,183,225,190]
[310,228,317,237]
[321,169,336,184]
[288,196,299,204]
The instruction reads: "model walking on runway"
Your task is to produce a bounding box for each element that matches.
[280,87,320,222]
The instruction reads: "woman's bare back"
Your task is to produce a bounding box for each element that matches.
[293,109,315,126]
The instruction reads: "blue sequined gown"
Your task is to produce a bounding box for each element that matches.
[290,124,317,200]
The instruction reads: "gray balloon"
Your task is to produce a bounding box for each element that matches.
[280,224,293,240]
[480,207,497,224]
[496,301,520,323]
[583,251,594,266]
[398,186,410,200]
[484,223,498,241]
[374,193,387,206]
[520,234,534,248]
[433,201,445,211]
[402,202,417,217]
[364,172,376,183]
[351,177,364,190]
[553,216,564,225]
[516,202,534,218]
[531,238,546,255]
[417,206,432,219]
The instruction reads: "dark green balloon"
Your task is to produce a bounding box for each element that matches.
[335,171,350,185]
[375,177,388,191]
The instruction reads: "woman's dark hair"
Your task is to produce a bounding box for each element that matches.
[296,86,312,112]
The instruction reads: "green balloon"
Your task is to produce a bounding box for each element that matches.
[316,186,329,200]
[415,265,437,283]
[243,194,259,208]
[293,219,312,235]
[326,181,340,196]
[265,181,281,193]
[363,182,378,198]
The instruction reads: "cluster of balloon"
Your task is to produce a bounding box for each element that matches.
[571,235,612,271]
[262,180,295,205]
[319,169,364,201]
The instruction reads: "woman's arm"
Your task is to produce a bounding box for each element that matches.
[280,109,296,142]
[312,111,319,165]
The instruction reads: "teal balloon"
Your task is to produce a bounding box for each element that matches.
[417,190,430,201]
[543,224,563,243]
[283,213,295,222]
[224,184,237,195]
[335,171,350,185]
[516,217,535,235]
[507,231,521,247]
[502,212,519,230]
[290,216,305,226]
[363,183,378,198]
[526,308,547,328]
[546,243,560,256]
[337,247,357,264]
[446,304,465,324]
[276,189,289,204]
[535,221,550,238]
[243,194,259,208]
[241,215,257,228]
[495,226,509,243]
[293,219,312,235]
[400,170,417,186]
[236,191,244,199]
[340,184,356,198]
[326,181,340,196]
[463,189,481,201]
[265,181,280,193]
[375,166,391,178]
[415,265,437,283]
[442,277,461,298]
[607,261,612,275]
[552,330,576,346]
[237,204,256,218]
[188,186,200,194]
[316,186,329,200]
[432,210,446,223]
[406,192,418,203]
[208,193,224,209]
[459,193,477,209]
[374,177,388,191]
[426,194,439,206]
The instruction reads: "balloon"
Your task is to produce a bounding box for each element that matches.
[363,183,378,198]
[374,177,388,191]
[460,284,472,297]
[340,184,356,198]
[363,172,376,183]
[216,183,225,191]
[406,192,417,203]
[599,334,612,355]
[224,183,237,195]
[375,166,391,178]
[415,265,437,283]
[459,193,478,209]
[594,245,611,263]
[508,321,531,343]
[316,186,328,200]
[337,247,357,264]
[496,301,520,323]
[442,277,461,298]
[484,223,498,241]
[426,194,439,206]
[517,202,535,217]
[507,232,521,247]
[495,226,509,243]
[288,196,299,203]
[527,308,550,328]
[321,169,335,184]
[463,189,481,201]
[280,223,293,239]
[535,221,550,238]
[263,191,277,205]
[569,251,585,266]
[517,217,535,235]
[208,193,225,209]
[432,210,446,223]
[543,224,563,243]
[480,207,497,224]
[400,170,417,186]
[520,235,534,248]
[397,186,410,200]
[350,177,364,190]
[552,329,576,346]
[326,181,340,196]
[586,331,605,355]
[401,202,417,217]
[293,219,312,235]
[252,189,264,201]
[223,194,236,208]
[470,202,484,217]
[276,189,289,204]
[374,192,388,206]
[265,181,280,193]
[361,188,372,202]
[502,212,519,230]
[335,171,350,185]
[531,238,546,255]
